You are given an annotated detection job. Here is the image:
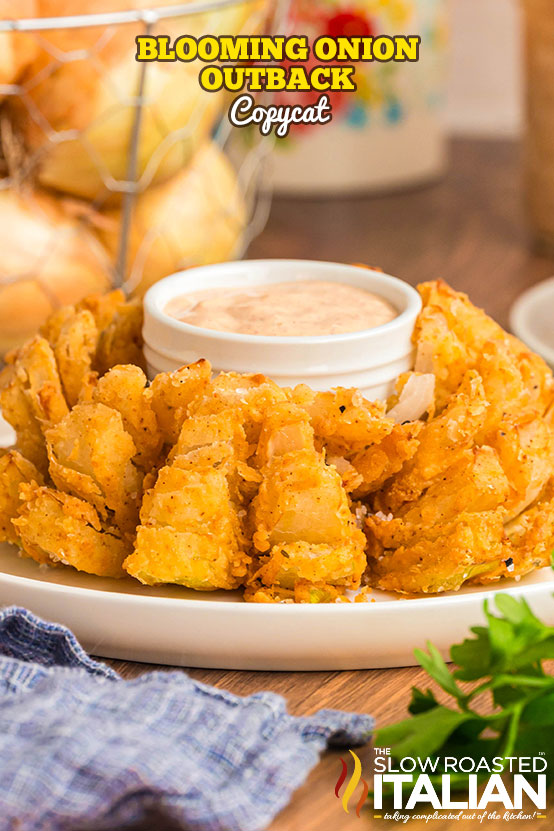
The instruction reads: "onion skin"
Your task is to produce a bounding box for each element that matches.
[12,0,267,202]
[0,188,112,354]
[97,142,247,297]
[0,0,38,92]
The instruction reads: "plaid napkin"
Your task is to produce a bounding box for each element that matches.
[0,607,373,831]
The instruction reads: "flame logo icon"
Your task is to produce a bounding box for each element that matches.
[334,750,369,817]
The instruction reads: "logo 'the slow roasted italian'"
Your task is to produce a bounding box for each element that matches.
[334,748,547,821]
[334,750,369,817]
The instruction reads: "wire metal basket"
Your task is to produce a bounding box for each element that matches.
[0,0,286,298]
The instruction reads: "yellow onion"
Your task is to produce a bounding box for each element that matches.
[0,1,39,92]
[11,0,268,202]
[0,188,112,354]
[97,141,246,297]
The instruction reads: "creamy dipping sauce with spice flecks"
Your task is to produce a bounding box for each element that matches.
[165,281,398,337]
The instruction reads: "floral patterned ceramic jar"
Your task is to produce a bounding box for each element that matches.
[271,0,448,194]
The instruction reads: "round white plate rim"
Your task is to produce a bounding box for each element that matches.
[510,275,554,366]
[1,557,553,670]
[1,563,552,614]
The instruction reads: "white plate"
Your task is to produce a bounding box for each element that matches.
[1,541,553,670]
[2,415,554,671]
[510,276,554,367]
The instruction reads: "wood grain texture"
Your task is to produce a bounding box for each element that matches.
[103,139,554,830]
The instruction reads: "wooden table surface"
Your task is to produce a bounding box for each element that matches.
[106,139,554,831]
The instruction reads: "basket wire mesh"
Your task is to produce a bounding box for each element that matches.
[0,0,288,297]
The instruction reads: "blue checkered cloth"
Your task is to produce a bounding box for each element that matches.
[0,607,373,831]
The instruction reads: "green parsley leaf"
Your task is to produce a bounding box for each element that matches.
[408,686,439,715]
[374,594,554,790]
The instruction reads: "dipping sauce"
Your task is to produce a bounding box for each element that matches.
[165,280,397,337]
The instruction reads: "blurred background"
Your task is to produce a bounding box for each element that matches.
[0,0,552,357]
[447,0,521,137]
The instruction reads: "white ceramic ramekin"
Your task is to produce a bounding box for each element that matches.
[143,260,421,400]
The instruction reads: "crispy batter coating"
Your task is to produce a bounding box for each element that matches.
[13,483,130,577]
[124,397,253,589]
[189,371,288,445]
[475,339,550,438]
[250,542,366,591]
[2,282,553,600]
[253,401,314,470]
[40,292,147,402]
[0,336,69,472]
[43,290,145,385]
[413,289,481,411]
[291,385,419,498]
[124,464,249,590]
[248,403,366,596]
[326,456,364,493]
[169,408,258,504]
[485,415,554,522]
[76,289,127,331]
[365,447,509,584]
[292,385,393,455]
[0,451,43,544]
[94,297,145,375]
[376,371,488,513]
[503,481,554,578]
[251,447,357,552]
[415,281,553,415]
[150,359,212,445]
[367,282,554,596]
[350,422,422,497]
[91,365,162,471]
[126,527,245,590]
[52,309,98,407]
[45,403,142,533]
[39,306,75,345]
[170,408,247,463]
[244,581,343,604]
[470,481,554,585]
[391,446,510,529]
[367,510,506,594]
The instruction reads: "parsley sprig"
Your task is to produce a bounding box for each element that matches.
[375,594,554,788]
